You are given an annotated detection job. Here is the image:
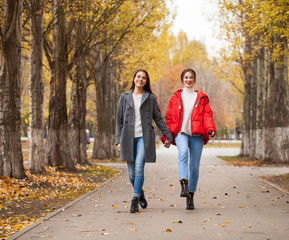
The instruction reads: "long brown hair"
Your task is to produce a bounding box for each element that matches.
[130,69,152,93]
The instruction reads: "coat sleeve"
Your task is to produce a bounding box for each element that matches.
[203,98,216,134]
[164,96,175,129]
[152,95,173,141]
[115,94,124,145]
[161,95,176,144]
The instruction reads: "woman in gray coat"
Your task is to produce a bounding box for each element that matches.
[116,69,173,213]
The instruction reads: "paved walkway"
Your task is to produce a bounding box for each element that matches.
[11,147,289,240]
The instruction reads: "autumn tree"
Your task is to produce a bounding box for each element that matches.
[44,0,75,170]
[218,0,289,162]
[67,0,126,164]
[0,0,26,178]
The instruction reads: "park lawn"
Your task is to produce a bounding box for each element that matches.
[218,155,289,193]
[205,141,241,148]
[0,160,120,239]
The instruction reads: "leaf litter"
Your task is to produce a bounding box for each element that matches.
[0,162,119,239]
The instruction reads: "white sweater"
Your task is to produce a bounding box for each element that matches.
[133,94,143,138]
[180,87,197,135]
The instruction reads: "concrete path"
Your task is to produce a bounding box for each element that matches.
[11,146,289,240]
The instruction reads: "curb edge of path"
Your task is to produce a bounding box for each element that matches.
[8,171,122,240]
[262,179,289,195]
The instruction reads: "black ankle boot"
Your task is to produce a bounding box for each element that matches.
[130,196,139,213]
[186,191,195,210]
[179,179,189,197]
[139,189,148,209]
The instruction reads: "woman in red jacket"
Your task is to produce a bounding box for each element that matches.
[163,68,216,210]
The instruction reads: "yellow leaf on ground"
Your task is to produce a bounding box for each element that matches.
[243,226,252,230]
[165,228,172,232]
[129,228,137,231]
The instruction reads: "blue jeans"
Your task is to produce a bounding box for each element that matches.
[175,133,204,192]
[127,137,145,197]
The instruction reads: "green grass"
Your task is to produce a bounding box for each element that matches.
[218,155,262,166]
[205,141,241,148]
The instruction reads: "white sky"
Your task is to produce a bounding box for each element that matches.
[169,0,222,57]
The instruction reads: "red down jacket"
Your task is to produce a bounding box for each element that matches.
[162,89,216,145]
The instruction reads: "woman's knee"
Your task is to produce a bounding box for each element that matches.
[178,148,188,160]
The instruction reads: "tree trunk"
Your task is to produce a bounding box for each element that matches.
[249,38,257,158]
[29,0,45,173]
[0,0,26,178]
[263,36,289,163]
[255,46,265,159]
[91,54,118,160]
[68,16,89,165]
[240,29,252,157]
[45,0,75,170]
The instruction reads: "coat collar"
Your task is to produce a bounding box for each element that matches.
[124,90,150,108]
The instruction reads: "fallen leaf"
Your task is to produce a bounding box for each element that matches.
[223,220,230,223]
[218,224,226,227]
[72,214,82,217]
[165,228,172,232]
[129,228,137,231]
[243,226,252,230]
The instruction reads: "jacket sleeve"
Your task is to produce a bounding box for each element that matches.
[115,94,124,145]
[152,95,173,141]
[203,98,216,134]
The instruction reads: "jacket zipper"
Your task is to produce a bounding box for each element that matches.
[178,97,182,133]
[195,96,206,108]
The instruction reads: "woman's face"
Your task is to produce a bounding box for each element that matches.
[134,71,147,89]
[182,71,195,88]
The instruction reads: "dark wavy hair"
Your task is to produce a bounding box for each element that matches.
[181,68,196,83]
[130,69,152,93]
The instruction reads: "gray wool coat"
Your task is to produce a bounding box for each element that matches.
[115,90,173,163]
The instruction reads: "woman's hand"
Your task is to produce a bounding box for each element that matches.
[164,139,172,148]
[208,131,216,138]
[116,144,120,151]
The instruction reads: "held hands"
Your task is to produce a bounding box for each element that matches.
[116,144,120,151]
[208,131,216,138]
[164,139,172,148]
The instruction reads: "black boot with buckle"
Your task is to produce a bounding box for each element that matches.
[139,189,148,209]
[130,196,139,213]
[179,179,189,197]
[186,191,195,210]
